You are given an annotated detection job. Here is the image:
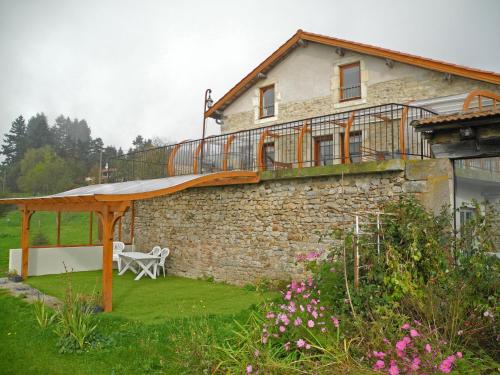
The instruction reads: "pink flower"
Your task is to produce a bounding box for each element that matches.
[395,340,407,352]
[254,349,260,358]
[305,343,311,349]
[425,344,432,353]
[388,363,399,375]
[294,317,302,326]
[261,336,268,344]
[331,316,339,328]
[284,291,292,301]
[401,323,411,330]
[373,360,385,370]
[266,312,275,319]
[329,267,336,272]
[299,305,305,312]
[307,320,315,328]
[402,336,411,344]
[410,357,421,371]
[279,325,286,333]
[410,329,420,337]
[438,355,457,374]
[373,351,386,359]
[319,306,325,311]
[456,352,462,358]
[284,342,290,351]
[321,327,326,333]
[296,339,306,348]
[312,310,318,319]
[246,364,253,374]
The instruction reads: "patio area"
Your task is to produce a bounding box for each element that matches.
[25,270,271,323]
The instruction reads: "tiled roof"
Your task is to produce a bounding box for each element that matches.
[413,110,500,127]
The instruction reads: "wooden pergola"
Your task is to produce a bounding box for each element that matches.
[0,171,259,312]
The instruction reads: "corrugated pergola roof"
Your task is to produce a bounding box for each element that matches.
[0,170,259,313]
[0,171,259,205]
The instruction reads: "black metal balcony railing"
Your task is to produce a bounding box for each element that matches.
[108,103,437,183]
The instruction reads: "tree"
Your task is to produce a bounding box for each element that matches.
[26,113,53,150]
[17,146,75,195]
[1,115,27,164]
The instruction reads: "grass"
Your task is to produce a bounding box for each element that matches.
[27,270,271,323]
[0,288,246,374]
[0,207,276,374]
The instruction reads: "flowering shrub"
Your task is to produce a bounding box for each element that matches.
[370,322,462,374]
[261,277,341,354]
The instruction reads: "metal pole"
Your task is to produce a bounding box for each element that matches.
[98,150,103,184]
[201,89,212,175]
[354,215,360,290]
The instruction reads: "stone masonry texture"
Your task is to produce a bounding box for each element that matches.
[133,159,452,285]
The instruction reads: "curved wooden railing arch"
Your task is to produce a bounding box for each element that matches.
[257,130,281,171]
[222,134,235,171]
[342,112,356,164]
[297,120,311,168]
[192,141,205,174]
[462,89,500,112]
[167,140,189,176]
[257,129,271,171]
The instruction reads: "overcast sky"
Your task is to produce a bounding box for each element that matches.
[0,0,499,150]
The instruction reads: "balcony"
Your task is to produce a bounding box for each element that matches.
[108,103,436,182]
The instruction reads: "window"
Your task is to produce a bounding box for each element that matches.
[340,62,361,101]
[263,142,275,170]
[314,135,334,166]
[259,85,275,118]
[459,207,475,229]
[340,131,362,163]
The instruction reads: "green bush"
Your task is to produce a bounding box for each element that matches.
[215,197,500,373]
[53,274,101,353]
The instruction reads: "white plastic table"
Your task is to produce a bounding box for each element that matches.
[118,252,160,281]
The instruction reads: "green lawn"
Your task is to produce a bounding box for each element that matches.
[0,207,274,374]
[27,270,269,323]
[0,288,246,374]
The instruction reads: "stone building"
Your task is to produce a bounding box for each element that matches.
[125,30,500,284]
[7,31,500,288]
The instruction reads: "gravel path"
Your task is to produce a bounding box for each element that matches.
[0,278,62,309]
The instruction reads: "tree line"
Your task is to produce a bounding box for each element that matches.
[0,113,166,195]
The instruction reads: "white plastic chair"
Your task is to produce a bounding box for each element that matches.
[112,241,125,272]
[148,246,161,257]
[157,248,170,277]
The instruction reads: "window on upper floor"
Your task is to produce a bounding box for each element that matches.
[340,62,361,101]
[259,85,275,118]
[314,135,334,166]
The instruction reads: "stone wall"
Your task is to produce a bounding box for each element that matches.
[132,159,453,285]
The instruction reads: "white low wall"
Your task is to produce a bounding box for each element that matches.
[9,245,135,276]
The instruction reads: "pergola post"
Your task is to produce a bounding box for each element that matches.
[100,206,114,313]
[20,207,33,279]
